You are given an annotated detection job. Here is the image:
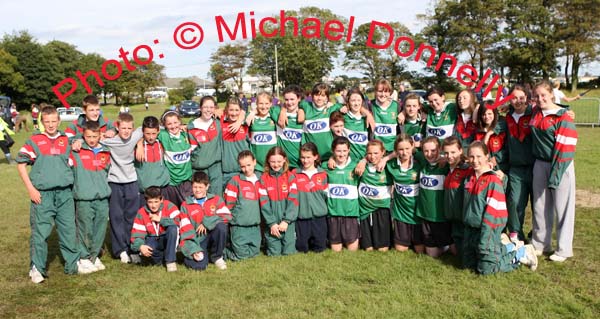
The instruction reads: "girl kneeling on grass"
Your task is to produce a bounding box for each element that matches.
[259,146,299,256]
[462,141,537,274]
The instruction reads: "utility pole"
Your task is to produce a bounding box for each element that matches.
[275,45,279,98]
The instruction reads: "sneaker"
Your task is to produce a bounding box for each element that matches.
[129,254,142,264]
[519,245,538,271]
[77,260,96,274]
[93,258,106,271]
[214,257,227,270]
[29,265,44,284]
[549,254,568,262]
[166,262,177,272]
[119,251,131,264]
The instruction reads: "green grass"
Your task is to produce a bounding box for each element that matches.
[0,102,599,318]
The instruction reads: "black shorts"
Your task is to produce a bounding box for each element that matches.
[359,208,391,249]
[328,216,360,245]
[161,181,192,208]
[393,220,424,246]
[421,220,453,248]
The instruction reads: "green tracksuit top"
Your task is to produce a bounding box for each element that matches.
[188,117,223,170]
[386,157,422,224]
[70,143,111,200]
[224,173,263,226]
[358,163,392,220]
[506,105,534,167]
[134,140,170,192]
[292,168,328,220]
[326,158,359,217]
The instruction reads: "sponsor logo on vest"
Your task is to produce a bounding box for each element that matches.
[330,186,350,196]
[253,133,273,143]
[375,126,393,134]
[348,133,368,143]
[395,184,413,195]
[428,128,446,137]
[359,185,379,196]
[413,133,422,142]
[307,121,327,131]
[284,130,302,140]
[420,176,439,187]
[173,152,190,162]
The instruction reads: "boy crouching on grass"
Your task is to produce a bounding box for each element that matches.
[70,122,111,273]
[130,187,181,272]
[179,171,232,270]
[17,106,80,283]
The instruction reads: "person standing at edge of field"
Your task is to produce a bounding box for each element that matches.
[16,106,81,284]
[552,80,581,104]
[530,80,578,262]
[66,95,116,144]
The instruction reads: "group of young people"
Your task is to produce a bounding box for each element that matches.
[18,78,577,284]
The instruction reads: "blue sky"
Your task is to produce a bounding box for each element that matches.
[0,0,431,79]
[1,0,597,79]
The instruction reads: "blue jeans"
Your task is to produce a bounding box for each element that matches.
[144,225,178,264]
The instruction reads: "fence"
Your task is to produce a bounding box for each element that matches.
[571,98,600,127]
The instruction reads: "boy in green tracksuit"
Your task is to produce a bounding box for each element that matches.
[135,116,170,206]
[17,106,80,283]
[70,122,112,273]
[327,136,360,252]
[224,151,263,261]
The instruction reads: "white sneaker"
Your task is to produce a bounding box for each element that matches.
[29,265,44,284]
[93,258,106,271]
[129,254,142,264]
[214,257,227,270]
[500,233,511,246]
[549,254,568,262]
[77,259,96,274]
[119,251,131,264]
[519,245,538,271]
[166,262,177,272]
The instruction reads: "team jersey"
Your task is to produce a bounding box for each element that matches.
[371,99,400,152]
[454,112,477,149]
[358,163,392,219]
[158,129,192,186]
[475,118,509,172]
[425,102,458,141]
[344,112,369,161]
[271,107,303,169]
[130,200,180,251]
[221,117,250,174]
[443,163,472,222]
[463,170,507,231]
[224,173,263,226]
[259,169,299,226]
[300,101,342,162]
[401,118,425,146]
[529,107,577,188]
[249,115,277,172]
[326,158,359,217]
[134,141,170,192]
[188,117,222,170]
[506,105,534,167]
[292,168,328,219]
[416,154,449,222]
[386,157,422,224]
[69,143,111,200]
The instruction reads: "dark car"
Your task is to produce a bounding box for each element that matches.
[179,100,200,117]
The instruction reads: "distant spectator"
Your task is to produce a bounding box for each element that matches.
[553,80,580,104]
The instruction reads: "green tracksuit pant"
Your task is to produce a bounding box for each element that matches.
[265,223,296,256]
[507,165,533,239]
[451,220,464,262]
[76,198,109,261]
[30,187,78,275]
[225,225,261,261]
[463,226,519,275]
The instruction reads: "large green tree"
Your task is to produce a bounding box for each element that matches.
[209,43,248,91]
[179,78,197,100]
[0,48,25,96]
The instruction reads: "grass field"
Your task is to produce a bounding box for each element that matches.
[0,100,598,318]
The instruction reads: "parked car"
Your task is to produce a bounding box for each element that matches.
[57,107,84,122]
[179,100,200,117]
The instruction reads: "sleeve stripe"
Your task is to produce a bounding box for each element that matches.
[556,134,577,146]
[169,210,180,219]
[486,197,507,211]
[224,189,238,198]
[179,218,191,228]
[216,207,231,215]
[132,223,146,231]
